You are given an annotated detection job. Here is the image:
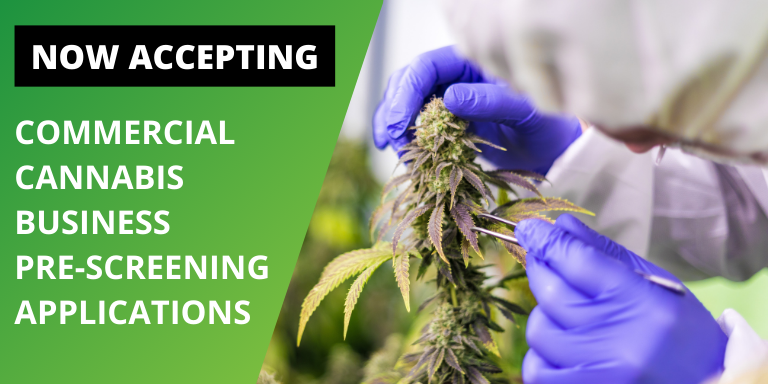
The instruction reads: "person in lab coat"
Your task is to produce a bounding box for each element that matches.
[373,1,768,383]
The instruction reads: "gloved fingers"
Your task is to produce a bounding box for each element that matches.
[517,219,642,298]
[526,307,621,369]
[385,46,483,140]
[523,351,631,384]
[554,214,637,267]
[526,256,614,329]
[522,349,563,384]
[373,67,407,149]
[443,83,534,126]
[555,214,681,281]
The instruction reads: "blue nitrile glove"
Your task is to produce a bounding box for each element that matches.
[372,45,582,175]
[516,214,727,384]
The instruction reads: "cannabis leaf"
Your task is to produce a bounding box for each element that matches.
[451,204,481,257]
[394,253,411,312]
[298,244,393,346]
[460,237,470,267]
[493,169,548,182]
[492,197,594,222]
[429,202,446,263]
[381,173,411,201]
[467,366,490,384]
[466,134,506,151]
[487,170,541,197]
[344,258,388,339]
[461,166,491,204]
[449,165,463,209]
[444,348,464,374]
[392,203,435,256]
[369,199,394,240]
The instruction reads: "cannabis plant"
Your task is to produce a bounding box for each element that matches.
[298,98,591,383]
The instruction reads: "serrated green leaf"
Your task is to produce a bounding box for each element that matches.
[394,254,411,312]
[344,259,387,339]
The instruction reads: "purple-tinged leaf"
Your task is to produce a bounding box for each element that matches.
[449,166,463,209]
[462,138,482,153]
[437,259,455,285]
[466,366,490,384]
[496,306,517,324]
[413,151,432,174]
[491,296,528,315]
[451,204,481,259]
[467,135,506,151]
[428,347,445,382]
[392,203,434,256]
[435,161,452,178]
[494,169,548,182]
[461,167,491,204]
[394,149,422,169]
[444,348,464,374]
[390,184,414,219]
[429,202,447,263]
[475,363,502,374]
[381,173,411,200]
[462,336,483,355]
[487,171,541,197]
[491,198,594,224]
[434,134,446,152]
[369,200,394,240]
[446,121,462,130]
[452,370,464,384]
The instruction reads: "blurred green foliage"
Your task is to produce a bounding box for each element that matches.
[262,140,417,383]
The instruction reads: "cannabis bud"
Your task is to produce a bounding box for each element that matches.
[298,98,591,383]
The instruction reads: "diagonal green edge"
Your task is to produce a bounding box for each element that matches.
[0,0,384,382]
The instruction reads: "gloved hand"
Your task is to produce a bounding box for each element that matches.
[373,45,583,175]
[516,214,727,384]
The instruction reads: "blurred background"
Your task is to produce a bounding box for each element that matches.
[261,0,768,382]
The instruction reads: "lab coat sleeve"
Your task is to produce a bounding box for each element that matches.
[714,309,768,384]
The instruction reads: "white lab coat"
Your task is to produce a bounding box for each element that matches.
[541,129,768,382]
[439,0,768,379]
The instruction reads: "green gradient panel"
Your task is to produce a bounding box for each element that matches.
[0,1,382,382]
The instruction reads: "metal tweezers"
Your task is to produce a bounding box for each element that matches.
[471,213,686,295]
